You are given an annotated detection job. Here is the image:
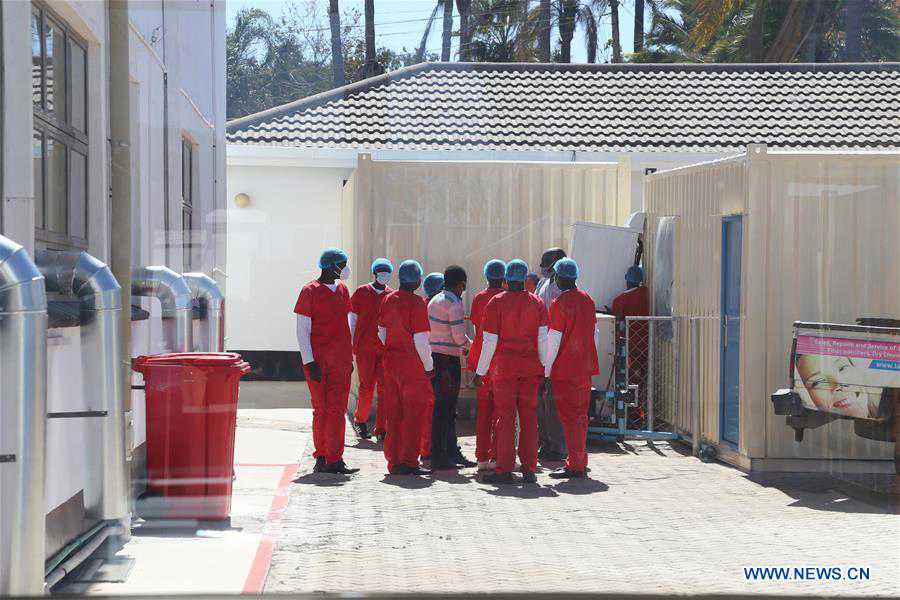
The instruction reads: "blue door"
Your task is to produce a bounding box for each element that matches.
[720,216,742,446]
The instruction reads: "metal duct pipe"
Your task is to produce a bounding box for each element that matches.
[131,266,193,353]
[36,250,128,522]
[183,273,225,352]
[0,236,48,596]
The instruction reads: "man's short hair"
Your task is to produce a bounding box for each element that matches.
[443,265,468,289]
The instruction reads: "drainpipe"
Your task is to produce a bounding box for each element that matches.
[131,266,193,352]
[183,272,224,352]
[0,235,48,596]
[36,250,128,522]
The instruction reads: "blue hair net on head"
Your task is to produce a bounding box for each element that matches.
[483,259,506,281]
[553,257,579,280]
[625,265,644,284]
[423,272,444,297]
[318,247,349,269]
[371,258,393,274]
[505,259,529,283]
[398,260,423,284]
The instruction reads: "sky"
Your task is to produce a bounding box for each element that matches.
[226,0,643,64]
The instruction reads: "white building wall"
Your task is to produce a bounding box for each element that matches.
[1,0,225,522]
[225,164,351,352]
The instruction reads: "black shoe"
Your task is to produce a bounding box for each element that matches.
[322,460,360,474]
[353,421,371,440]
[312,456,326,473]
[522,471,537,484]
[549,468,585,479]
[453,452,477,468]
[410,466,432,476]
[483,471,515,484]
[431,461,457,471]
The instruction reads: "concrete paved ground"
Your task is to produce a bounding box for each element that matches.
[61,381,899,597]
[267,394,900,597]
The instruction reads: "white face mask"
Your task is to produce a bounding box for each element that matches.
[339,265,351,281]
[375,272,391,285]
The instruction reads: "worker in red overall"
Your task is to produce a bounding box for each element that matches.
[544,258,599,478]
[468,259,506,473]
[609,266,650,428]
[378,260,434,475]
[349,258,394,441]
[294,248,359,475]
[474,259,549,484]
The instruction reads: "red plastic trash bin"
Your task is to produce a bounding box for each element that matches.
[133,352,250,520]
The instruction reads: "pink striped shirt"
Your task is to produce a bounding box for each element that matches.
[427,290,471,356]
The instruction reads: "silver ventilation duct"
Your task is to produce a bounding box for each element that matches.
[36,250,128,522]
[0,236,48,596]
[183,273,225,352]
[131,266,193,353]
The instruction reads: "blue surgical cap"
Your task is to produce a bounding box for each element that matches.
[483,259,506,281]
[318,247,349,269]
[625,265,644,284]
[423,272,444,297]
[553,257,579,280]
[371,258,393,274]
[398,260,423,285]
[505,259,529,283]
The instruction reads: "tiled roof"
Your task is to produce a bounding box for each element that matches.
[226,62,900,153]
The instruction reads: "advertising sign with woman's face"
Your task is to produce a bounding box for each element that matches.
[793,335,900,419]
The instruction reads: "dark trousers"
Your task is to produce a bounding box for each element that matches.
[430,353,461,463]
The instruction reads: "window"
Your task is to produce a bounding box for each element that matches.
[32,2,88,250]
[181,138,194,270]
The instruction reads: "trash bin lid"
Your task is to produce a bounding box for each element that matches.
[134,352,250,373]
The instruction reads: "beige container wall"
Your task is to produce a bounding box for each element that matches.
[644,156,748,449]
[343,155,630,313]
[644,147,900,462]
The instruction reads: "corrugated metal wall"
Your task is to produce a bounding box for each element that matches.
[344,155,629,315]
[644,148,900,462]
[644,156,748,448]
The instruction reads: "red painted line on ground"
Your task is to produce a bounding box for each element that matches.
[242,463,297,594]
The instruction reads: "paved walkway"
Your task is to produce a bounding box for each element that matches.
[268,414,900,597]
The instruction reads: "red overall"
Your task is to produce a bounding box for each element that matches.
[482,291,548,474]
[549,288,600,473]
[611,285,650,426]
[351,283,393,434]
[468,287,504,463]
[379,289,431,472]
[294,281,353,464]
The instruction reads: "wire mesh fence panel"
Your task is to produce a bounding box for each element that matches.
[625,317,680,433]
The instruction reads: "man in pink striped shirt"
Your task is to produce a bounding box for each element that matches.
[427,265,475,469]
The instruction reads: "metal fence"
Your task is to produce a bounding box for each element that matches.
[624,316,681,434]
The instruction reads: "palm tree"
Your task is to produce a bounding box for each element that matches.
[328,0,345,86]
[537,0,551,61]
[845,0,863,59]
[417,2,442,61]
[225,8,275,118]
[634,0,645,52]
[515,0,533,60]
[558,0,579,62]
[609,0,622,62]
[364,0,377,76]
[457,0,474,60]
[442,0,454,60]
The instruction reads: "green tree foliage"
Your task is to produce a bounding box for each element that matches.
[632,0,898,63]
[226,1,433,119]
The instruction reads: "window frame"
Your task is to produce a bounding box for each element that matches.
[181,137,195,270]
[31,1,89,251]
